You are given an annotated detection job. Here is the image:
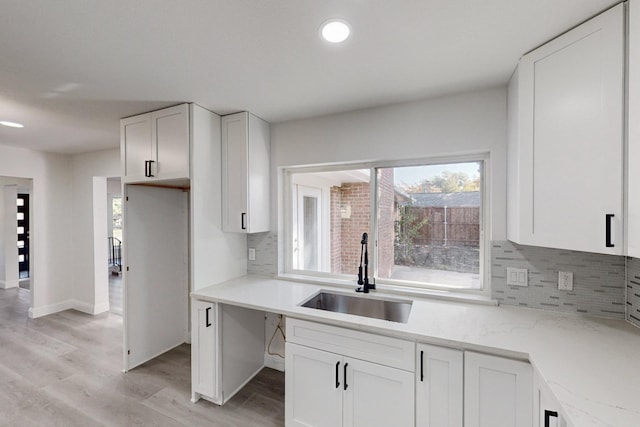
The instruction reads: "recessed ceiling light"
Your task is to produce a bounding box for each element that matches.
[321,19,350,43]
[0,121,24,128]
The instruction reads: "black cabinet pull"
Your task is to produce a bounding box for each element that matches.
[205,307,211,327]
[544,409,558,427]
[420,350,424,382]
[241,213,247,230]
[605,214,614,247]
[343,362,348,390]
[148,160,155,177]
[144,160,149,177]
[335,361,340,389]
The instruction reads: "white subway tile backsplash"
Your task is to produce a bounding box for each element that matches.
[627,256,640,327]
[491,241,625,319]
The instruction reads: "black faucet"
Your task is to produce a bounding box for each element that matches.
[356,232,375,293]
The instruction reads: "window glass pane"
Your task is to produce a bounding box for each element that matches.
[302,196,319,270]
[18,255,25,262]
[377,162,482,289]
[17,226,24,235]
[16,198,24,206]
[17,212,24,220]
[291,169,370,275]
[17,240,24,248]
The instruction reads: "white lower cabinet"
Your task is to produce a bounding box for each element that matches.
[190,301,265,405]
[285,319,415,427]
[464,351,533,427]
[533,371,567,427]
[416,343,463,427]
[191,300,217,403]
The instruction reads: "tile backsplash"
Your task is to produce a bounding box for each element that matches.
[247,231,278,276]
[248,234,637,324]
[491,241,625,319]
[627,256,640,327]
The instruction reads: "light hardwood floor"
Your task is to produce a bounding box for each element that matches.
[0,288,285,426]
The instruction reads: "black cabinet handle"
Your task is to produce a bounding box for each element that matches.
[343,362,348,390]
[205,307,211,327]
[605,214,614,247]
[148,160,155,177]
[144,160,149,177]
[420,350,424,382]
[544,410,558,427]
[241,213,247,230]
[335,361,340,389]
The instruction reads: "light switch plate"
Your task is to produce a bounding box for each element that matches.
[558,271,573,291]
[506,267,528,287]
[248,247,256,261]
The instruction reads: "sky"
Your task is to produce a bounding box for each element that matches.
[392,162,481,187]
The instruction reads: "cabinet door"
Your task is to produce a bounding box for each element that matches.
[464,352,532,427]
[121,113,152,180]
[247,113,270,233]
[343,357,414,427]
[416,344,463,427]
[191,300,217,402]
[515,4,624,254]
[152,103,190,180]
[285,343,342,427]
[533,371,565,427]
[221,112,248,232]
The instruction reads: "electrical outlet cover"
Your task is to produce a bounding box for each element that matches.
[558,271,573,291]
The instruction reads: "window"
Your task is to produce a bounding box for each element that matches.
[285,158,485,291]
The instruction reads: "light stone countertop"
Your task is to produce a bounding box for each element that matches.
[192,275,640,427]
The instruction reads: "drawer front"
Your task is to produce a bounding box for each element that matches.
[286,318,415,371]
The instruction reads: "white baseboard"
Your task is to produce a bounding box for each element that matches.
[0,279,19,289]
[74,300,110,315]
[29,299,75,318]
[29,299,112,318]
[264,354,285,372]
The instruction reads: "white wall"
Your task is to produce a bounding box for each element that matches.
[70,148,120,314]
[271,87,508,240]
[1,184,18,288]
[0,145,73,317]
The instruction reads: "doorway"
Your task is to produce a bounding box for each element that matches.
[17,193,30,289]
[1,177,33,312]
[107,178,122,315]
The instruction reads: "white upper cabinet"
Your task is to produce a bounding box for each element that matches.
[508,4,625,254]
[121,103,190,183]
[221,111,270,233]
[629,0,640,258]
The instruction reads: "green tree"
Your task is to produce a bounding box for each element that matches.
[394,205,428,265]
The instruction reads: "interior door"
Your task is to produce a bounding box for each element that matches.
[17,193,29,277]
[124,185,188,371]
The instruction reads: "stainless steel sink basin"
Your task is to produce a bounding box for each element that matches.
[300,291,412,323]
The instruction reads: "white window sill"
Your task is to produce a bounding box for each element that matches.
[275,273,497,306]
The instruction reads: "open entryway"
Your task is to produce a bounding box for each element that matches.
[0,176,34,314]
[107,177,122,315]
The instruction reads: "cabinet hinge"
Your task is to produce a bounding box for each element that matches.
[126,266,130,271]
[127,350,131,355]
[126,196,129,201]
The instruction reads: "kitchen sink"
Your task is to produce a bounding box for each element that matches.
[300,291,412,323]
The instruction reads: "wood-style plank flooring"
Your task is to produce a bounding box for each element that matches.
[0,288,285,426]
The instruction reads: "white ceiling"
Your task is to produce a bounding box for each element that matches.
[0,0,620,154]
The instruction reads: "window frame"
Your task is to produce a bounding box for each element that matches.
[281,153,491,296]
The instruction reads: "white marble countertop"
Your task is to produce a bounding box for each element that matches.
[192,275,640,427]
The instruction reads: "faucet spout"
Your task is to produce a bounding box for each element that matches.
[356,232,375,293]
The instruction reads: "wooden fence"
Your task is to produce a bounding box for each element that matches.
[403,206,480,247]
